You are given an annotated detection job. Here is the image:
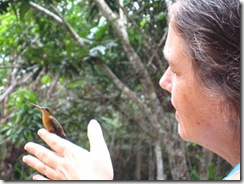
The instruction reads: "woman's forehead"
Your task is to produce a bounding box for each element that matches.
[163,23,185,61]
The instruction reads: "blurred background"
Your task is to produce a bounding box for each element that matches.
[0,0,231,180]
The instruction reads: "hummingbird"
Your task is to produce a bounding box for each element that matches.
[28,102,66,139]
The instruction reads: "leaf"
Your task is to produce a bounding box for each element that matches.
[68,80,84,89]
[41,75,51,84]
[156,12,166,21]
[0,1,10,15]
[89,45,106,57]
[19,0,30,22]
[102,115,121,128]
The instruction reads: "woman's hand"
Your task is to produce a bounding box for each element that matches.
[23,119,113,180]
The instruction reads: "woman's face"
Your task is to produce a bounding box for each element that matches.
[159,23,225,145]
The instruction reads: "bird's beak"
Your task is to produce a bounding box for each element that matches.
[27,102,43,110]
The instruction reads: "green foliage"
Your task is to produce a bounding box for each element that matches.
[102,114,121,128]
[189,169,200,180]
[208,163,221,180]
[41,75,51,85]
[0,88,41,146]
[156,12,167,21]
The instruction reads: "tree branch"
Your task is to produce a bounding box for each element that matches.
[94,59,165,133]
[29,1,62,23]
[29,1,85,48]
[117,3,167,74]
[93,0,170,128]
[0,67,38,103]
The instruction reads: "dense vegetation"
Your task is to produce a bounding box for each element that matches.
[0,0,231,180]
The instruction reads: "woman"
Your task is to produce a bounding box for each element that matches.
[23,0,240,180]
[159,0,240,180]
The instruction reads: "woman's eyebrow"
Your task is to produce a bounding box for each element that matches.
[162,49,177,69]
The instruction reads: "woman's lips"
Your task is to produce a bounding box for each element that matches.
[171,100,179,121]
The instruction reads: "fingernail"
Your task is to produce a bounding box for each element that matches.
[22,156,27,163]
[24,143,28,150]
[37,128,46,136]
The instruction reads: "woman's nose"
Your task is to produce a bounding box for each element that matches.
[159,67,172,93]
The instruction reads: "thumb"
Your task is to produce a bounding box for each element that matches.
[87,119,113,176]
[87,119,110,155]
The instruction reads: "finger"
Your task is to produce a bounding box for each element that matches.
[24,142,61,169]
[38,128,88,158]
[37,128,69,156]
[23,155,57,180]
[32,174,49,180]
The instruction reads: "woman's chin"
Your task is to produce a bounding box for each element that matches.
[177,123,191,142]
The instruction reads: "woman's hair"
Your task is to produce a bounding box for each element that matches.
[169,0,240,127]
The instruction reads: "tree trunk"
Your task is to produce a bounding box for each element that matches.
[0,143,25,180]
[154,139,165,180]
[135,138,142,180]
[161,127,189,180]
[148,144,155,180]
[199,148,213,180]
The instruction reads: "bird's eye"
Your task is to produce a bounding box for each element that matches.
[44,108,53,115]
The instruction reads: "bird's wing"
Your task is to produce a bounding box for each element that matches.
[50,117,66,139]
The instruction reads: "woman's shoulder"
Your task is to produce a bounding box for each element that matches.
[223,163,240,180]
[225,171,240,180]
